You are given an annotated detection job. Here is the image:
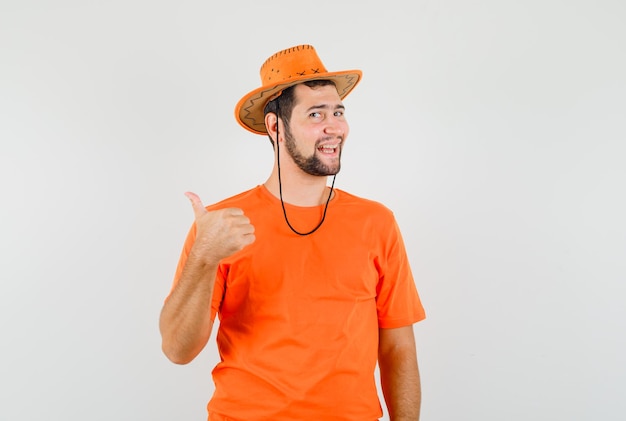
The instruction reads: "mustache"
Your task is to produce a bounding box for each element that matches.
[315,136,343,147]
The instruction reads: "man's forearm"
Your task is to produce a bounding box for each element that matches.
[378,327,421,420]
[159,252,217,364]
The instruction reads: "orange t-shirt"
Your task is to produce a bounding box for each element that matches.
[170,185,425,421]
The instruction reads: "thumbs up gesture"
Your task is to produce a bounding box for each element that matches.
[184,192,256,264]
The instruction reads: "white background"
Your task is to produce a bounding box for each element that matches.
[1,1,625,420]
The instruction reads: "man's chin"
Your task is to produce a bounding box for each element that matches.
[298,153,341,176]
[329,166,341,176]
[319,161,341,176]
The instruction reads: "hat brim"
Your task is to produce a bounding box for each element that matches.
[235,70,362,135]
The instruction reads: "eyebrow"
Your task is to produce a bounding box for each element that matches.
[305,104,345,113]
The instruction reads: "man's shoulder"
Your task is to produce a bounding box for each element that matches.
[335,189,395,218]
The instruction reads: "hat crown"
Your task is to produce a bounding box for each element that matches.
[259,45,328,86]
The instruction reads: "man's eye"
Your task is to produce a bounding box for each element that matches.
[310,112,321,118]
[334,111,344,117]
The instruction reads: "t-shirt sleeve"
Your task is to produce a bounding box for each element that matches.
[375,216,426,328]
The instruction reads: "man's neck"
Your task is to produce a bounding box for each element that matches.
[264,168,332,207]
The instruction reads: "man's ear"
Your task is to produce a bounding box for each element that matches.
[265,112,279,143]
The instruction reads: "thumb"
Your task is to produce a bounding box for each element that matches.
[184,191,208,220]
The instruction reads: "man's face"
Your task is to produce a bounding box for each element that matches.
[282,83,349,176]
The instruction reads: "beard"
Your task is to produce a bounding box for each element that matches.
[283,126,342,176]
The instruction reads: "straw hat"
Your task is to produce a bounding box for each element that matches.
[234,45,362,135]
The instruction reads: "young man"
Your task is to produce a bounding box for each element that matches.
[160,44,426,420]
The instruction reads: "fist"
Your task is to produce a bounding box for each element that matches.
[185,191,255,263]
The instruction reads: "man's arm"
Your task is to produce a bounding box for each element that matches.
[159,252,218,365]
[159,192,255,365]
[378,325,421,421]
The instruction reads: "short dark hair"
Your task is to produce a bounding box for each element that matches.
[263,79,337,146]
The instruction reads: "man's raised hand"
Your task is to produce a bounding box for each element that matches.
[184,192,255,264]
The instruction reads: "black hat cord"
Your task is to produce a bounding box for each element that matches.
[275,101,335,236]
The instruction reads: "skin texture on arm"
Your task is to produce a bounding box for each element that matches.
[159,251,218,365]
[378,325,421,421]
[159,192,255,364]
